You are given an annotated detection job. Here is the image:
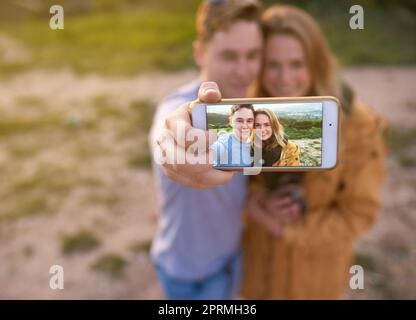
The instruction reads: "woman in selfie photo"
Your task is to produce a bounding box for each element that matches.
[242,5,388,299]
[250,108,300,167]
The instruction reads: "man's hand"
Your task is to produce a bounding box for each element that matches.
[265,185,305,225]
[153,82,235,189]
[246,184,305,238]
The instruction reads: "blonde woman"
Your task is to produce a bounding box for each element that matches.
[242,5,388,299]
[251,108,300,167]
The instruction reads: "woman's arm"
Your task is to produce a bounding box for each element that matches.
[275,142,300,166]
[246,193,285,238]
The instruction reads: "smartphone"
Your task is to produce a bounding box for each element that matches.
[190,97,340,171]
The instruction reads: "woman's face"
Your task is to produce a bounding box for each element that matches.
[254,114,273,141]
[262,34,312,97]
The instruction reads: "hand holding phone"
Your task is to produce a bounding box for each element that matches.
[153,82,234,189]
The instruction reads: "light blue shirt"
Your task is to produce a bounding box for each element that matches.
[212,132,252,167]
[149,80,248,281]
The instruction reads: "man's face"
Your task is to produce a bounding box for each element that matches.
[230,108,254,141]
[195,20,262,98]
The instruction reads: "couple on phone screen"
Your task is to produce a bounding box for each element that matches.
[213,104,300,167]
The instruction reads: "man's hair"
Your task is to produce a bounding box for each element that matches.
[196,0,262,44]
[230,104,255,117]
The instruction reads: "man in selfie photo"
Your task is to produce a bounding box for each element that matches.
[212,104,255,167]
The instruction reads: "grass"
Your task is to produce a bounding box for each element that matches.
[117,99,154,138]
[0,115,62,137]
[0,166,74,223]
[298,0,416,66]
[128,151,151,169]
[390,127,416,151]
[0,1,414,77]
[8,166,98,196]
[129,239,152,253]
[284,127,322,140]
[371,276,397,300]
[90,253,127,278]
[0,196,50,223]
[83,191,120,209]
[390,127,416,168]
[0,4,196,75]
[22,245,34,258]
[0,94,153,223]
[91,95,125,118]
[72,140,110,161]
[7,142,42,159]
[354,252,377,272]
[129,100,154,132]
[61,230,101,255]
[398,155,416,168]
[15,95,46,108]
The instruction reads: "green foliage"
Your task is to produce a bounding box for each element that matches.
[91,253,127,277]
[0,0,414,76]
[61,230,101,255]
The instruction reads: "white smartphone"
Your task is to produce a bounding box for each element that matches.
[190,97,340,171]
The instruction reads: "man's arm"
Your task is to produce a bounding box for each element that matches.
[150,82,235,189]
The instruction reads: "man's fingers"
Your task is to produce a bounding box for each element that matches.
[164,103,194,149]
[198,81,222,103]
[154,81,228,190]
[267,197,293,209]
[165,103,215,151]
[161,166,203,189]
[197,169,235,188]
[164,81,222,151]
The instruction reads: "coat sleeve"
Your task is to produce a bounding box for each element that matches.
[276,141,300,166]
[283,103,389,247]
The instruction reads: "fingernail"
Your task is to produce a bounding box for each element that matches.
[204,88,217,95]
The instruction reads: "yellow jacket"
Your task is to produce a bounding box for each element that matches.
[273,141,301,166]
[242,100,388,299]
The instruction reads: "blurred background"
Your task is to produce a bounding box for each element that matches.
[0,0,414,299]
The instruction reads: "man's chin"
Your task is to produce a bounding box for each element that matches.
[241,134,250,141]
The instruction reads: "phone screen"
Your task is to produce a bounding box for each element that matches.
[207,102,323,168]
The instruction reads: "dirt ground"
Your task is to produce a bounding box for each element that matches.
[292,138,322,166]
[0,66,415,299]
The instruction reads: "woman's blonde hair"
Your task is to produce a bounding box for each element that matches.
[252,5,339,97]
[252,108,286,151]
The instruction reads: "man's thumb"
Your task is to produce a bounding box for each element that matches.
[198,81,222,103]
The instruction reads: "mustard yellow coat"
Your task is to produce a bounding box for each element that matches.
[242,100,388,299]
[273,141,301,167]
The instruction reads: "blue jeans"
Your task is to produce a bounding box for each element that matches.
[155,250,242,300]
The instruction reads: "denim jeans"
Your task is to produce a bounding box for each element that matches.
[155,250,242,300]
